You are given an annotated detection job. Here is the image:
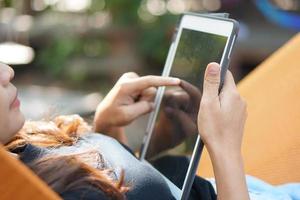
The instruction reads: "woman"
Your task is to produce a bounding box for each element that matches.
[0,62,249,200]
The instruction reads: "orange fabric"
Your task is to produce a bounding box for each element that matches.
[197,33,300,184]
[0,144,61,200]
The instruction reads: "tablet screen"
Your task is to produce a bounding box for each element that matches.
[144,28,228,189]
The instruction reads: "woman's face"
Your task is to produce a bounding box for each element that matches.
[0,63,25,144]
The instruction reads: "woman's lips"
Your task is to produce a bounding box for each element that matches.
[10,92,21,109]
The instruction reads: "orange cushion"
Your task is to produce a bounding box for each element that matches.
[197,33,300,185]
[0,144,60,200]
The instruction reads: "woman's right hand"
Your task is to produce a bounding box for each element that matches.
[197,62,249,200]
[93,72,180,143]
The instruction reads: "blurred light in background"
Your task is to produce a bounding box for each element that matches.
[13,15,33,32]
[166,0,186,14]
[88,11,111,29]
[0,7,16,23]
[56,0,91,12]
[273,0,299,10]
[43,0,59,6]
[147,0,167,16]
[255,0,300,30]
[137,0,225,23]
[31,0,47,11]
[138,1,157,23]
[0,7,34,65]
[0,42,35,65]
[31,0,92,12]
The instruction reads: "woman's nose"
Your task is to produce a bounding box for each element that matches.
[0,63,15,85]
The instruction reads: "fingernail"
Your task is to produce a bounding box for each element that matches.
[207,63,220,75]
[171,78,181,84]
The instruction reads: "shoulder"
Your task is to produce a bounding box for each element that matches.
[81,133,136,156]
[61,186,110,200]
[81,133,119,144]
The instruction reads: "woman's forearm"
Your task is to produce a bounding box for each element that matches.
[208,147,250,200]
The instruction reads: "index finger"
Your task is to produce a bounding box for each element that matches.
[126,75,181,92]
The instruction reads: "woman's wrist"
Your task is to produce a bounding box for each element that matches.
[209,147,249,200]
[104,126,128,144]
[207,144,249,200]
[93,122,128,145]
[205,142,243,164]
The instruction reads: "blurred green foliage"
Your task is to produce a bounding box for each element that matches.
[105,0,141,26]
[2,0,180,83]
[138,14,179,68]
[34,0,179,79]
[3,0,12,7]
[38,36,81,75]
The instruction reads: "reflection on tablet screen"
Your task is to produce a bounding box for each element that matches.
[145,28,227,189]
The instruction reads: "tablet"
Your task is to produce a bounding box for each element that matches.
[140,13,238,200]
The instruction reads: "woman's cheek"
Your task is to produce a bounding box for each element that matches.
[0,93,24,144]
[0,101,10,143]
[8,107,25,133]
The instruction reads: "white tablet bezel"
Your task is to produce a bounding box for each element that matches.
[140,13,238,200]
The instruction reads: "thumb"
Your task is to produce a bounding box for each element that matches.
[202,62,221,100]
[123,101,154,122]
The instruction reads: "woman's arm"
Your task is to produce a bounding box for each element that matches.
[197,63,249,200]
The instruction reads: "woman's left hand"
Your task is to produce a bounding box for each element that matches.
[93,72,180,143]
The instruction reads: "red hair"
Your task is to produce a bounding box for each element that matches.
[6,115,128,200]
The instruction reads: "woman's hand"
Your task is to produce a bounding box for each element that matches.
[93,72,180,143]
[197,63,249,200]
[198,63,247,155]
